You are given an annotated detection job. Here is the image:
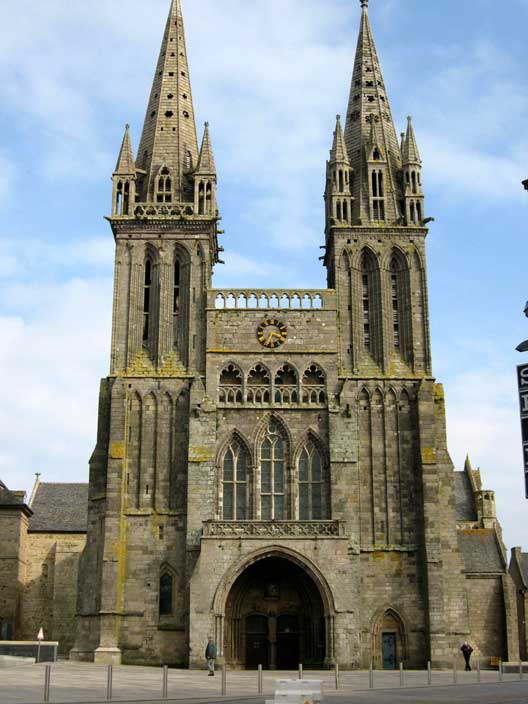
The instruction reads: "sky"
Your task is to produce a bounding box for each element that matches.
[0,0,527,552]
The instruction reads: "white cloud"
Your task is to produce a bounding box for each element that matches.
[443,362,527,551]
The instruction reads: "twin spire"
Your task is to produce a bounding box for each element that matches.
[325,0,425,227]
[112,0,216,212]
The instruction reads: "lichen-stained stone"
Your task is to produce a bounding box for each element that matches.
[0,0,518,672]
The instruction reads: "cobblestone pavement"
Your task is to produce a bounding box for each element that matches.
[2,661,528,704]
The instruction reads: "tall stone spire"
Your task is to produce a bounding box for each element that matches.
[136,0,199,203]
[344,0,403,225]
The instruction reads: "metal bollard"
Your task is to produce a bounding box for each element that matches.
[334,662,340,690]
[106,664,113,701]
[369,663,374,689]
[477,657,481,683]
[399,662,404,687]
[427,661,432,685]
[162,665,168,699]
[298,664,303,680]
[520,660,523,681]
[221,664,227,696]
[453,655,457,684]
[43,665,51,703]
[258,665,263,694]
[499,659,503,682]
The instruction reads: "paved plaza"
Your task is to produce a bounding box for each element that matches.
[2,661,528,704]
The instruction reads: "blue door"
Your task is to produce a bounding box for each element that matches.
[382,633,397,670]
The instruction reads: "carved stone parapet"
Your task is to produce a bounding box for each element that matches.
[202,520,345,539]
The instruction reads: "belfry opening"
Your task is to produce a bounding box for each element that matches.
[224,556,327,670]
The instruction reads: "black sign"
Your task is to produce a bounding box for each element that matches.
[517,364,528,497]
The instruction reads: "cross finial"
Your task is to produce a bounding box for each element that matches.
[361,0,369,8]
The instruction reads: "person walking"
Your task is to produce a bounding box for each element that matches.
[461,641,473,671]
[205,637,217,676]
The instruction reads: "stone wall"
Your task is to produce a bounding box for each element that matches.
[19,533,85,654]
[0,508,29,638]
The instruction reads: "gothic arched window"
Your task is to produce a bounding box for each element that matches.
[173,258,180,347]
[157,167,172,203]
[260,422,287,520]
[222,438,249,520]
[143,258,152,342]
[298,441,328,520]
[159,573,173,616]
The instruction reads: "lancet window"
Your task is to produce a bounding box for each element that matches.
[222,438,249,520]
[298,441,328,520]
[156,167,172,203]
[143,259,152,342]
[173,259,181,348]
[371,170,385,221]
[159,573,173,616]
[260,422,287,520]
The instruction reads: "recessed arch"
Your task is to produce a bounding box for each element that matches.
[212,545,336,618]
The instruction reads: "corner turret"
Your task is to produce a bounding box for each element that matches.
[112,125,137,216]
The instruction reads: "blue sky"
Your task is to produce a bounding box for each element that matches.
[1,0,527,551]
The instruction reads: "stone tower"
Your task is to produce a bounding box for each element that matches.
[72,0,518,669]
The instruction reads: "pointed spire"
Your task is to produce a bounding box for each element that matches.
[344,2,402,224]
[330,115,350,164]
[196,122,216,174]
[114,124,136,175]
[136,0,199,202]
[402,116,422,165]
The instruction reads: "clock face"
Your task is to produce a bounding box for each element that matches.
[257,319,288,349]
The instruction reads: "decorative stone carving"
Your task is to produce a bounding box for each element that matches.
[202,520,344,538]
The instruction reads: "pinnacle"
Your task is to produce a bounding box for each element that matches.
[197,122,216,174]
[114,124,136,175]
[330,114,349,164]
[402,115,422,165]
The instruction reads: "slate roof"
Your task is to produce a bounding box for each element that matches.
[458,529,504,574]
[29,483,88,533]
[454,471,476,522]
[520,554,528,585]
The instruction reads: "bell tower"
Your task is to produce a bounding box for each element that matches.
[107,0,220,375]
[72,0,220,665]
[325,0,430,377]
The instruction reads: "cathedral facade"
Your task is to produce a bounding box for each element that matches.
[67,0,519,670]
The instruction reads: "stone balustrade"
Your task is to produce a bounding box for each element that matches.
[133,202,196,218]
[209,289,335,310]
[202,520,344,538]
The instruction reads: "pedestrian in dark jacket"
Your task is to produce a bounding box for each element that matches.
[205,637,217,676]
[461,641,473,671]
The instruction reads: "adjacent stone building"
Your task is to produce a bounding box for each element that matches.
[0,478,87,653]
[0,0,522,670]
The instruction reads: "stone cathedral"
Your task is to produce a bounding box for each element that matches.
[59,0,520,670]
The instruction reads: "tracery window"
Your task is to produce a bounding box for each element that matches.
[298,441,328,520]
[260,422,287,520]
[222,438,249,520]
[219,364,243,404]
[274,364,298,405]
[390,262,401,351]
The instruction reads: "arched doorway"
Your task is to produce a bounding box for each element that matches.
[372,608,407,670]
[225,556,327,669]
